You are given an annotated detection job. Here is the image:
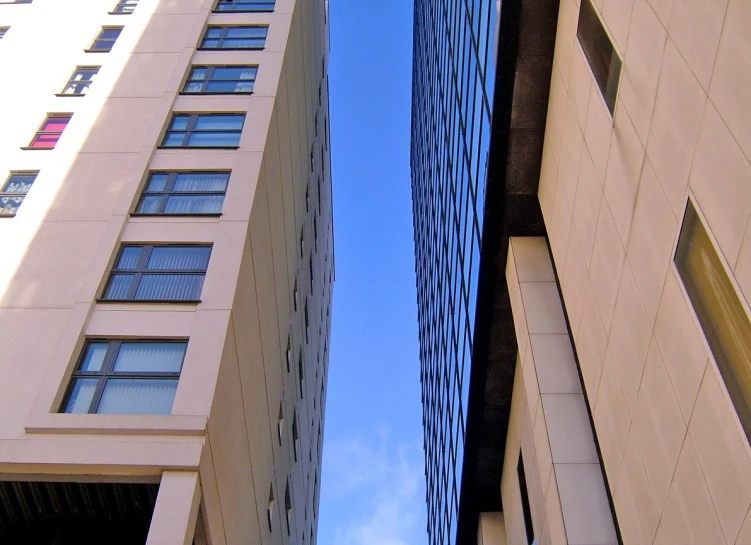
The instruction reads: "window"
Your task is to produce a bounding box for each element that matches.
[102,245,211,302]
[284,482,292,535]
[675,201,751,443]
[577,0,621,114]
[0,27,8,39]
[62,340,186,415]
[111,0,138,13]
[517,454,535,545]
[27,114,71,149]
[286,336,292,373]
[87,27,123,52]
[277,402,284,446]
[292,410,299,462]
[59,66,99,96]
[214,0,274,11]
[135,171,229,215]
[183,65,258,94]
[298,353,304,399]
[161,114,245,148]
[0,172,37,217]
[267,485,274,532]
[200,25,268,50]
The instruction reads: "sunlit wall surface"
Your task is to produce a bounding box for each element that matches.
[410,1,496,543]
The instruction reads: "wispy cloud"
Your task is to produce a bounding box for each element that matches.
[323,428,427,545]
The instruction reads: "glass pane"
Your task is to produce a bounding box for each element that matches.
[189,67,208,81]
[227,26,267,38]
[164,195,224,214]
[205,28,221,38]
[212,67,256,80]
[63,378,99,413]
[31,134,60,149]
[116,246,142,269]
[201,39,220,49]
[187,132,241,147]
[136,195,163,214]
[173,173,229,192]
[161,132,185,147]
[114,342,186,373]
[0,196,23,216]
[80,342,109,371]
[183,82,204,93]
[206,81,253,93]
[134,274,205,301]
[146,173,169,192]
[63,82,89,95]
[100,28,122,39]
[97,378,178,415]
[91,40,113,51]
[194,115,244,131]
[147,246,211,270]
[104,273,135,299]
[169,115,190,130]
[3,174,36,193]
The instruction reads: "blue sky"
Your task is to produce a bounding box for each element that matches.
[317,1,428,544]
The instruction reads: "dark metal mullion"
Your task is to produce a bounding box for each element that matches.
[87,340,119,413]
[167,191,226,197]
[109,372,181,379]
[158,173,179,213]
[125,246,151,300]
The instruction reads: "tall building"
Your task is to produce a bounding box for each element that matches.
[0,0,332,543]
[411,0,751,544]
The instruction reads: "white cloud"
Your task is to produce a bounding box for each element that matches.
[323,429,427,545]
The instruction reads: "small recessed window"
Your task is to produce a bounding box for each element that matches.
[284,481,292,536]
[200,25,268,50]
[298,353,304,399]
[214,0,274,11]
[0,172,37,217]
[576,0,621,114]
[87,27,123,52]
[0,27,9,39]
[62,340,186,415]
[161,114,245,148]
[675,201,751,443]
[27,114,71,149]
[111,0,138,13]
[60,66,100,96]
[277,402,284,446]
[286,336,292,373]
[517,454,535,545]
[292,410,299,462]
[267,484,274,532]
[183,65,258,94]
[102,245,211,302]
[135,171,229,215]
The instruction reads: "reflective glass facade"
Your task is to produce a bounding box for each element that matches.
[410,1,497,543]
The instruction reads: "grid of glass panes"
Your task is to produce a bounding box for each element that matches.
[111,0,138,13]
[102,245,211,301]
[200,25,268,50]
[183,66,258,94]
[60,67,99,96]
[135,172,229,215]
[62,340,186,414]
[89,27,122,51]
[28,115,71,149]
[161,114,245,148]
[214,0,275,12]
[0,172,37,217]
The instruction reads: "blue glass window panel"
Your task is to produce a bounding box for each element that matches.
[136,196,162,214]
[213,66,256,80]
[205,28,222,38]
[173,173,228,192]
[194,115,244,131]
[187,132,240,147]
[164,195,224,214]
[201,39,221,48]
[162,133,185,147]
[80,342,108,371]
[63,378,98,413]
[0,196,23,216]
[147,246,211,270]
[104,273,134,299]
[169,116,190,131]
[113,342,185,373]
[205,80,254,93]
[100,28,122,39]
[227,26,267,38]
[134,274,205,300]
[146,173,168,192]
[97,378,178,414]
[183,82,204,93]
[3,175,35,193]
[116,246,142,269]
[188,67,208,81]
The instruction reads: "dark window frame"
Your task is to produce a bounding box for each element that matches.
[181,65,258,95]
[213,0,275,12]
[86,26,123,53]
[24,114,72,150]
[576,0,621,114]
[57,66,100,97]
[61,339,187,414]
[198,25,269,51]
[133,171,229,216]
[160,113,245,149]
[0,171,37,217]
[109,0,138,14]
[100,244,212,303]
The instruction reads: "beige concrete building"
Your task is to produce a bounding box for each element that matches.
[0,0,332,542]
[412,0,751,544]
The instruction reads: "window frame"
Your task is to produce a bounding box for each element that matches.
[213,0,275,12]
[85,26,123,53]
[576,0,621,115]
[61,339,187,415]
[0,171,38,217]
[24,114,72,150]
[133,171,230,216]
[198,25,269,51]
[109,0,138,14]
[100,244,212,303]
[159,113,246,149]
[57,66,100,97]
[181,65,258,95]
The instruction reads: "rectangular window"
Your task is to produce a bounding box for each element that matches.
[183,65,258,94]
[298,353,304,399]
[27,114,71,149]
[0,27,8,39]
[267,485,274,532]
[59,66,99,96]
[675,201,751,443]
[517,454,535,545]
[284,482,292,536]
[102,245,211,302]
[292,410,299,462]
[161,114,245,148]
[214,0,275,12]
[0,172,37,217]
[87,27,123,52]
[577,0,621,114]
[135,171,229,215]
[200,25,268,50]
[62,340,186,415]
[111,0,138,13]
